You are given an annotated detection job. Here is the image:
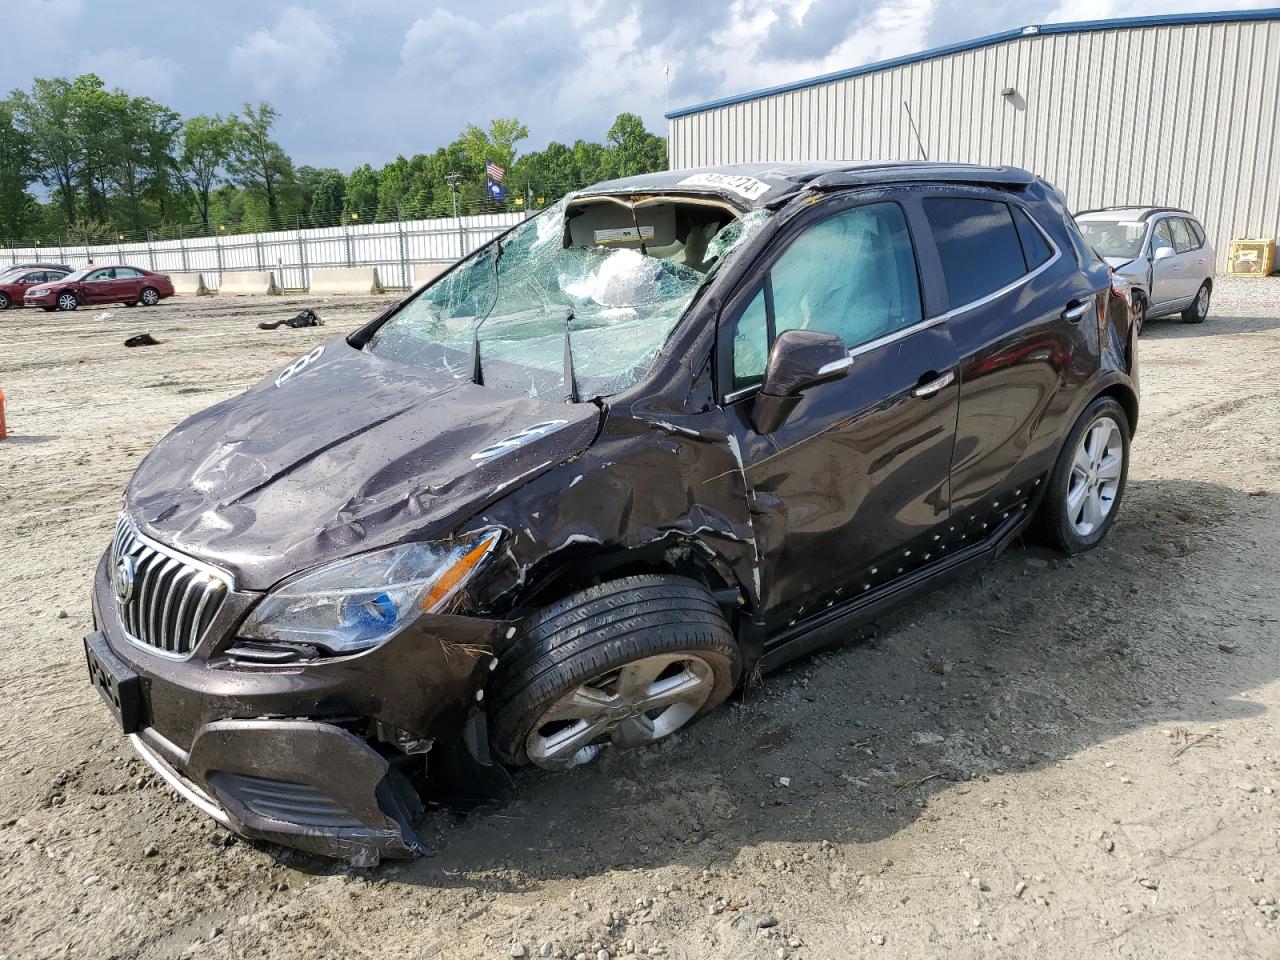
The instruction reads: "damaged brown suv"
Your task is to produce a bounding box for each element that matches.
[84,162,1139,862]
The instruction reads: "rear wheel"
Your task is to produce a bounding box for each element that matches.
[1181,282,1210,324]
[140,287,160,306]
[491,575,740,769]
[1033,396,1130,554]
[56,292,78,311]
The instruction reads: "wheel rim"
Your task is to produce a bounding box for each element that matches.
[58,294,76,310]
[1135,299,1145,330]
[1066,416,1123,537]
[526,653,716,770]
[0,294,8,309]
[142,289,158,305]
[1196,286,1209,318]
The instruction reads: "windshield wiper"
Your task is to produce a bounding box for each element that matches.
[471,238,504,386]
[563,307,579,404]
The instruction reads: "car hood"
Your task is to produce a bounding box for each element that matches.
[126,336,601,590]
[1104,255,1142,274]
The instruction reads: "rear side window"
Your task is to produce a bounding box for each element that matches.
[1012,207,1053,269]
[1187,219,1206,246]
[923,198,1026,307]
[1171,219,1199,253]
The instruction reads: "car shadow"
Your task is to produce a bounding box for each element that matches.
[268,477,1276,886]
[1142,311,1280,338]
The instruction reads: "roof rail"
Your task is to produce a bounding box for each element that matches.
[1075,205,1190,221]
[808,163,1034,192]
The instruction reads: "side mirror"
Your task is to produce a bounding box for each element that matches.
[1153,245,1176,261]
[751,329,851,434]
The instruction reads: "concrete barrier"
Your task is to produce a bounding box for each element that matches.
[309,267,384,296]
[412,262,451,288]
[170,273,210,296]
[219,271,279,296]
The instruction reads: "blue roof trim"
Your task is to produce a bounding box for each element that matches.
[665,8,1280,119]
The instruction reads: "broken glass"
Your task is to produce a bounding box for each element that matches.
[365,201,772,400]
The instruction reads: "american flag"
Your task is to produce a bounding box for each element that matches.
[485,160,505,183]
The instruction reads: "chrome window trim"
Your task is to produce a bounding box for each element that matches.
[720,200,1063,403]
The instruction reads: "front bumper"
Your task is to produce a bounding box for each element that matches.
[24,292,56,308]
[88,550,514,862]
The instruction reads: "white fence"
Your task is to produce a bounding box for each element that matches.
[0,211,530,291]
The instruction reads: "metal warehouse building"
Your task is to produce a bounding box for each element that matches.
[666,9,1280,269]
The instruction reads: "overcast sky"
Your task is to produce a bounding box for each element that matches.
[4,0,1272,172]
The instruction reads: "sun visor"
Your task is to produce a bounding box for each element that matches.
[568,202,677,249]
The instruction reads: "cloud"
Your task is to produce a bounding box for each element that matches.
[229,5,343,92]
[78,48,180,99]
[761,0,878,61]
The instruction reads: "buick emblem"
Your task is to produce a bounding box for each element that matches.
[113,556,136,604]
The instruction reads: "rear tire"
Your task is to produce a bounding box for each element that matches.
[491,575,740,769]
[1033,396,1130,554]
[140,287,160,306]
[1181,282,1210,323]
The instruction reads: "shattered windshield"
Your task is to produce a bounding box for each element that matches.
[365,197,771,400]
[1077,220,1147,260]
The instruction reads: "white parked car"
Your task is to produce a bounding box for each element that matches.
[1075,206,1214,329]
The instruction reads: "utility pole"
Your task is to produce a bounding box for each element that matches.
[446,172,464,259]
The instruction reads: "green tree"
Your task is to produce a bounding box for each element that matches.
[0,100,36,239]
[180,114,238,230]
[307,168,345,226]
[600,113,666,179]
[10,76,85,222]
[459,118,529,179]
[343,163,379,221]
[228,102,294,223]
[113,96,181,233]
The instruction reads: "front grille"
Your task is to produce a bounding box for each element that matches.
[110,514,232,657]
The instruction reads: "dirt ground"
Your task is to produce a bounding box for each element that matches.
[0,281,1278,960]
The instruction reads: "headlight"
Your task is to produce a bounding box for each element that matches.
[239,531,501,653]
[29,288,48,296]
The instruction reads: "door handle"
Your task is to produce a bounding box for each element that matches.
[1062,299,1090,321]
[911,370,955,398]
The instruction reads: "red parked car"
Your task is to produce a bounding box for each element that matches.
[0,267,70,310]
[24,265,175,312]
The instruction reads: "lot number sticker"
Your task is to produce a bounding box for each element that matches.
[677,172,772,202]
[275,345,325,388]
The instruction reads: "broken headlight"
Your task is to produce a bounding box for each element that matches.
[239,531,500,653]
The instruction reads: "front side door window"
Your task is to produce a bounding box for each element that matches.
[731,202,923,391]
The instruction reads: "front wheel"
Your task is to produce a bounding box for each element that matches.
[139,287,160,306]
[1181,282,1210,324]
[491,575,741,770]
[56,292,78,312]
[1033,396,1130,554]
[1133,295,1146,334]
[0,292,9,310]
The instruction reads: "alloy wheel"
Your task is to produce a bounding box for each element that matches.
[526,653,715,770]
[57,293,77,311]
[141,288,159,305]
[1196,286,1210,319]
[1065,416,1123,536]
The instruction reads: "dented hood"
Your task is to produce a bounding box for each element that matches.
[126,336,601,590]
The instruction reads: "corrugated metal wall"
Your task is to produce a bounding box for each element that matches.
[669,18,1280,269]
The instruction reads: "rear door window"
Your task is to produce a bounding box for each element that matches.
[1171,219,1198,253]
[923,198,1027,307]
[1151,220,1176,254]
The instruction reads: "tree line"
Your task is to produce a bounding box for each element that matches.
[0,73,669,245]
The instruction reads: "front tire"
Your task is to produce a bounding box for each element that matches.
[1133,294,1146,334]
[1181,282,1210,324]
[0,292,10,310]
[491,575,740,770]
[56,292,78,312]
[1033,396,1130,554]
